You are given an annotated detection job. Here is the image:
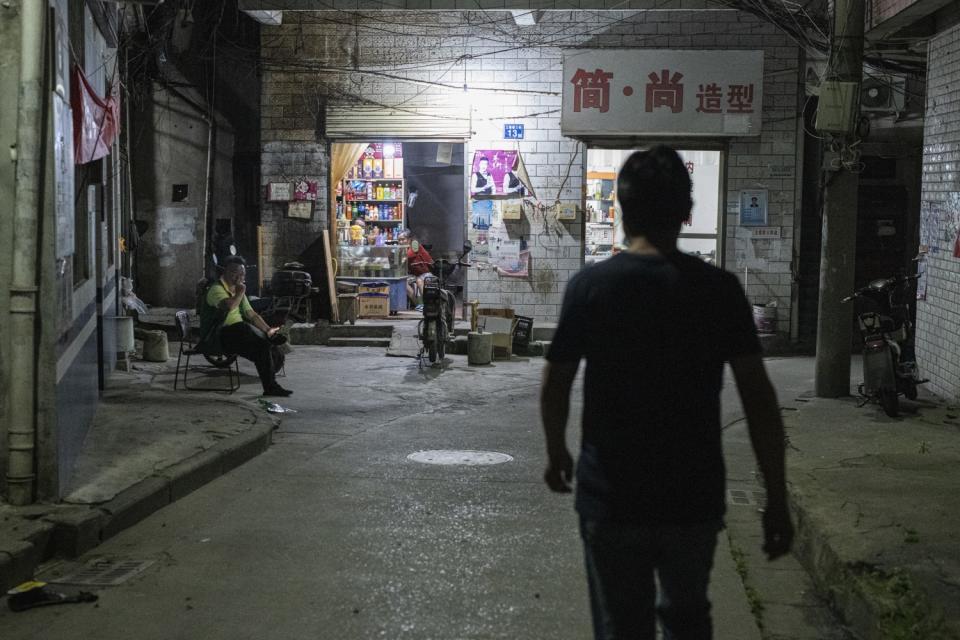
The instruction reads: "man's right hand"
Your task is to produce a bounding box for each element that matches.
[235,282,246,298]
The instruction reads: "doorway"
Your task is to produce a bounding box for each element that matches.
[585,148,724,265]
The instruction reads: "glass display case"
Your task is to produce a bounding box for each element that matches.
[336,244,408,278]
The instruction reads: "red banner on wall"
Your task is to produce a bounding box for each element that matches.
[71,65,120,165]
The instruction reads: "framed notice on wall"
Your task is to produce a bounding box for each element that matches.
[738,189,768,226]
[287,201,313,220]
[267,182,294,202]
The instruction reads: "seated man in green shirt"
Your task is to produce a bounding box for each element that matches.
[199,256,292,397]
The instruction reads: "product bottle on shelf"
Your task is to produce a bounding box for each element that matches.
[375,184,383,200]
[366,182,373,200]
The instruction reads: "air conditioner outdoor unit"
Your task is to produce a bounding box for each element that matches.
[861,76,907,113]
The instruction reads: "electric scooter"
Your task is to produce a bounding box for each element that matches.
[842,272,926,417]
[419,242,472,365]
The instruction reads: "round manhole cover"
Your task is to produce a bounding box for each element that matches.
[407,450,514,466]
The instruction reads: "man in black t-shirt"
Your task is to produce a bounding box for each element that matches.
[541,146,793,640]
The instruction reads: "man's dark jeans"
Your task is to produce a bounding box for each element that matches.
[580,517,722,640]
[219,322,276,390]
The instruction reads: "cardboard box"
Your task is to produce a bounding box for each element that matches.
[359,293,389,318]
[478,307,515,320]
[359,283,389,297]
[479,316,515,360]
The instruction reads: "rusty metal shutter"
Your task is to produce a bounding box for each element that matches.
[324,105,471,140]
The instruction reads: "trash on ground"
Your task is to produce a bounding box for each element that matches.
[6,581,98,612]
[258,399,297,414]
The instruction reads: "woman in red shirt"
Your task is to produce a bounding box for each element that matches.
[405,236,433,311]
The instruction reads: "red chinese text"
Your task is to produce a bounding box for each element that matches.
[570,68,614,113]
[726,84,755,113]
[696,83,723,113]
[645,70,684,113]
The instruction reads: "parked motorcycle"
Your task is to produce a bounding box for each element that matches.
[419,241,472,364]
[842,272,926,417]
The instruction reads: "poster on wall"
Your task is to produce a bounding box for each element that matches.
[294,179,318,201]
[491,237,529,277]
[468,200,502,262]
[53,95,75,258]
[470,150,534,199]
[739,189,768,226]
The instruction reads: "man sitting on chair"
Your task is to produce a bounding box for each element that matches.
[200,256,292,397]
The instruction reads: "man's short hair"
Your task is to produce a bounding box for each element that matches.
[223,255,246,270]
[617,146,692,239]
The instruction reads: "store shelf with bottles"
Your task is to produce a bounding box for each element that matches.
[337,178,405,227]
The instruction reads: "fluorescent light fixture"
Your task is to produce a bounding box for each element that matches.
[510,10,537,26]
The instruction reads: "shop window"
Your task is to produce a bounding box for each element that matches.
[585,148,722,266]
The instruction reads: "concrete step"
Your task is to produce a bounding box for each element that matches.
[326,337,391,348]
[328,324,394,338]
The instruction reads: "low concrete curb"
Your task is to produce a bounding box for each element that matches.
[784,398,960,640]
[0,424,273,592]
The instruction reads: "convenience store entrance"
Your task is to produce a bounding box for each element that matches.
[585,148,723,266]
[330,141,467,317]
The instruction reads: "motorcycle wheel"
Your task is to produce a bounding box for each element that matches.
[204,353,237,369]
[880,389,899,418]
[428,339,438,363]
[438,322,447,360]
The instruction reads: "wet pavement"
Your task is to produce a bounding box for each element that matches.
[0,348,848,639]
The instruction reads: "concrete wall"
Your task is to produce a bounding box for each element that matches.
[259,9,801,325]
[916,22,960,401]
[132,83,237,309]
[0,2,21,497]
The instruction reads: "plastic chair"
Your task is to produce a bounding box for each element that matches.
[174,310,240,393]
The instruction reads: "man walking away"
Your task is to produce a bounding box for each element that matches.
[540,146,793,640]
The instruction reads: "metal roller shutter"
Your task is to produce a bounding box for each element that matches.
[324,105,471,140]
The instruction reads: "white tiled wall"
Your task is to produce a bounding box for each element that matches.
[260,9,801,325]
[916,23,960,401]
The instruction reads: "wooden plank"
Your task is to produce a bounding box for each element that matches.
[322,229,340,323]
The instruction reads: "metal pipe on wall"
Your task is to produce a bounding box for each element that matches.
[7,0,46,505]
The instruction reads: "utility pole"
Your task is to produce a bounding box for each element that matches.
[815,0,865,397]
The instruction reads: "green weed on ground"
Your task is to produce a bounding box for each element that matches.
[728,537,765,631]
[852,568,957,640]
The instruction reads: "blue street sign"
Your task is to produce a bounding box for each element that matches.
[503,124,525,140]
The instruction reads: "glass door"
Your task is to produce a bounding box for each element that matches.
[585,147,723,266]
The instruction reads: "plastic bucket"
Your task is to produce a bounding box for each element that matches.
[467,332,493,365]
[115,316,135,352]
[752,304,777,334]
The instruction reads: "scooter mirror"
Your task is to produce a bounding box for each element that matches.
[463,240,473,254]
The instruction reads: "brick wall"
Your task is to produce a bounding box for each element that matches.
[916,23,960,401]
[260,9,800,325]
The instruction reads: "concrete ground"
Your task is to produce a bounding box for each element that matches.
[1,345,955,639]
